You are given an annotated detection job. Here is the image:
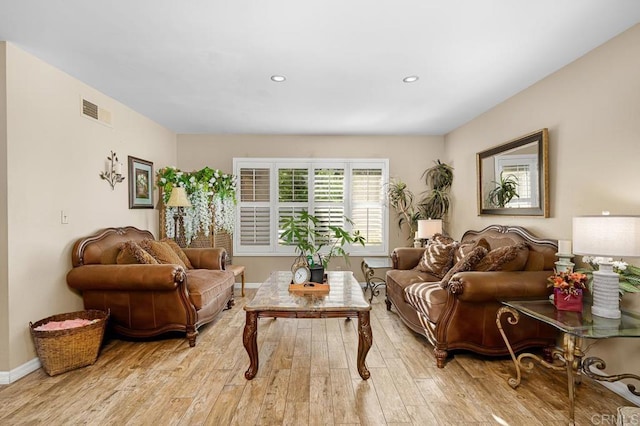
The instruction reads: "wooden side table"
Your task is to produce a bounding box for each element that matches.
[227,265,246,297]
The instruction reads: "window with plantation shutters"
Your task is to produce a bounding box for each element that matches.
[351,167,384,247]
[234,158,388,256]
[238,165,271,249]
[277,166,309,248]
[313,167,345,246]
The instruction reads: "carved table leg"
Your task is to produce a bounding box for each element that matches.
[496,307,566,388]
[497,306,582,425]
[361,260,374,302]
[357,311,372,380]
[361,259,386,303]
[243,311,259,380]
[497,306,524,387]
[563,333,580,426]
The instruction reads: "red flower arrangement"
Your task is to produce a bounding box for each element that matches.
[547,271,588,295]
[547,271,588,312]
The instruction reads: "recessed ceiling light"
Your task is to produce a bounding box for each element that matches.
[403,75,419,83]
[271,75,286,82]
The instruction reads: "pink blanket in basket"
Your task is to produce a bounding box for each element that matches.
[34,319,98,331]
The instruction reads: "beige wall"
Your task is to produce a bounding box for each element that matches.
[445,24,640,389]
[177,134,445,282]
[1,43,177,372]
[0,42,8,370]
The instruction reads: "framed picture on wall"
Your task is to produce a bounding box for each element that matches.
[128,156,154,209]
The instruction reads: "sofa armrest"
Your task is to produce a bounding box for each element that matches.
[448,270,553,303]
[182,248,226,270]
[67,264,185,292]
[391,247,425,270]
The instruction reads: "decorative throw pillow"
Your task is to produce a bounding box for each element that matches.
[432,233,455,245]
[116,241,159,265]
[454,238,491,263]
[160,238,193,269]
[416,241,457,278]
[474,242,529,272]
[440,246,488,288]
[140,239,187,268]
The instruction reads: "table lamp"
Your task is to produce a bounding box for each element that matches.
[166,187,192,247]
[572,214,640,319]
[416,219,443,247]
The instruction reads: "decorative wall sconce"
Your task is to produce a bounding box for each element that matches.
[100,151,125,190]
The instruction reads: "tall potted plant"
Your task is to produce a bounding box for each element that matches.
[418,159,454,220]
[280,211,365,283]
[387,178,421,238]
[387,160,454,244]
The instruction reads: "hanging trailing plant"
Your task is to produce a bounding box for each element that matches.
[155,166,237,244]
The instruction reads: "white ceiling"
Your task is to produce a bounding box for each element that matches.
[1,1,639,135]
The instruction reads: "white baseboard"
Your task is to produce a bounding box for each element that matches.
[0,357,41,384]
[234,282,261,290]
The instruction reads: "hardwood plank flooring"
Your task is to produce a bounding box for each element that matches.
[0,288,634,425]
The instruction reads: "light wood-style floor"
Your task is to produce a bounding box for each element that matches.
[0,288,632,425]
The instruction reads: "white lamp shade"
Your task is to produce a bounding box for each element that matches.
[572,215,640,257]
[417,219,443,239]
[166,187,192,207]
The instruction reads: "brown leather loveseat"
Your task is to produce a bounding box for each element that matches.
[66,226,235,347]
[386,225,558,368]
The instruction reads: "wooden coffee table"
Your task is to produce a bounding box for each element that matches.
[243,270,372,380]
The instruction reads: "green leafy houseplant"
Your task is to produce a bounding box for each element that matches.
[280,211,366,269]
[418,160,454,220]
[487,174,519,208]
[386,160,454,242]
[386,178,421,237]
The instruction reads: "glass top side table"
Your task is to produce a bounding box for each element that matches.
[360,257,392,303]
[497,299,640,425]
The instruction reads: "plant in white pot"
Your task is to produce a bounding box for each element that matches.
[280,211,365,283]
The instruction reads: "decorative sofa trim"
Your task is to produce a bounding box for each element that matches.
[386,224,558,368]
[67,226,235,347]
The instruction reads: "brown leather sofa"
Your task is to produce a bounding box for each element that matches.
[66,226,235,347]
[386,225,558,368]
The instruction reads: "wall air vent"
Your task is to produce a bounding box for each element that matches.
[81,97,112,127]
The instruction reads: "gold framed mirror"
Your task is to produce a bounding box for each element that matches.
[477,128,549,217]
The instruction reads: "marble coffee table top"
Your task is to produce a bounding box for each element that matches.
[245,270,371,312]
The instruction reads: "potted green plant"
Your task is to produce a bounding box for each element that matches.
[386,178,421,237]
[280,211,365,283]
[487,174,519,208]
[386,160,454,243]
[418,160,454,220]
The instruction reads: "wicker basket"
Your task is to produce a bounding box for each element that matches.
[29,310,109,376]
